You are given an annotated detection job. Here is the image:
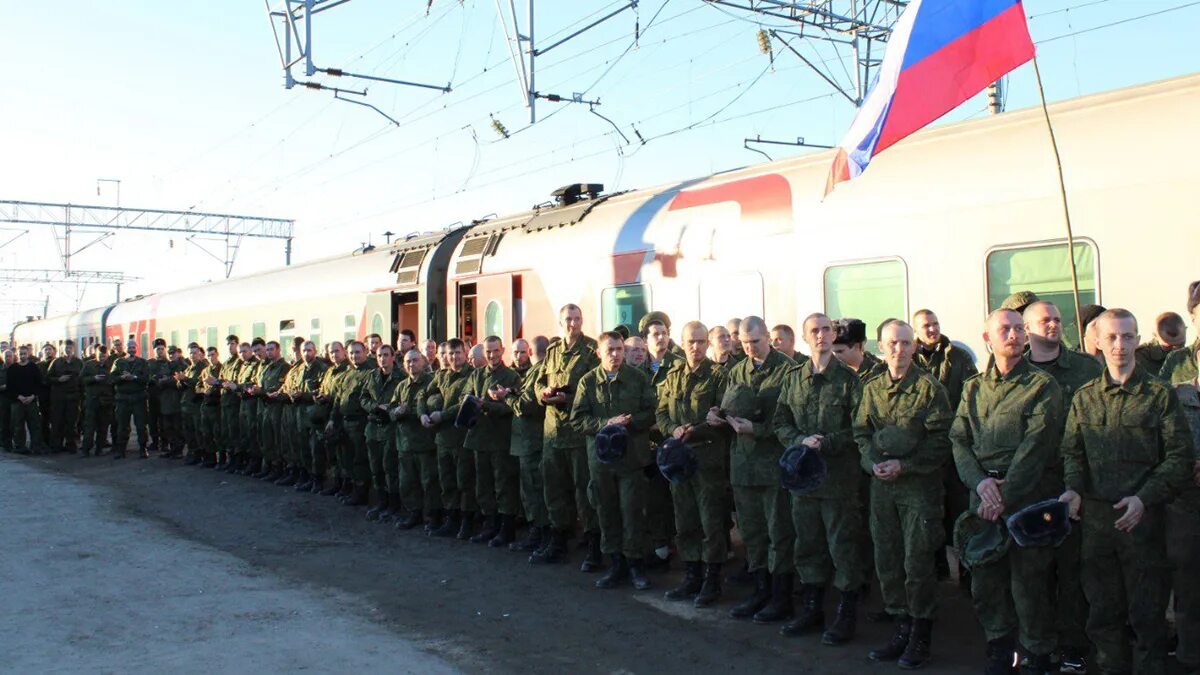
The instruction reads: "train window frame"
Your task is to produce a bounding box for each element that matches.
[984,238,1100,348]
[227,325,242,341]
[252,322,266,340]
[483,300,504,340]
[187,329,199,346]
[310,318,321,350]
[170,331,180,349]
[822,257,910,352]
[343,313,357,343]
[206,327,218,350]
[599,283,651,335]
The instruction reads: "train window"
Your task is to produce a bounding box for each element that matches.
[601,284,649,333]
[170,331,180,349]
[310,318,321,349]
[370,313,385,339]
[227,325,242,340]
[823,259,908,351]
[483,301,504,339]
[252,322,266,339]
[344,314,357,343]
[206,327,218,349]
[140,332,149,357]
[986,241,1097,349]
[187,329,199,346]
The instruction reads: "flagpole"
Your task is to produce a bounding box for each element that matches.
[1031,55,1085,347]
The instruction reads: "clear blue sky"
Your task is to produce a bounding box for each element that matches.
[1,0,1197,331]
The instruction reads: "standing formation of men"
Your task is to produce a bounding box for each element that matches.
[4,281,1199,675]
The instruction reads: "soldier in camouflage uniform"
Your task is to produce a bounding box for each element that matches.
[291,341,328,491]
[46,339,83,453]
[773,313,864,640]
[643,316,682,569]
[1169,344,1200,674]
[275,353,305,485]
[253,341,290,479]
[506,336,549,552]
[831,319,883,382]
[1060,309,1193,675]
[1161,282,1200,385]
[854,320,953,668]
[530,305,602,568]
[656,321,729,606]
[145,340,172,455]
[178,344,208,463]
[150,344,187,458]
[1023,300,1103,673]
[198,346,223,467]
[391,349,440,531]
[79,345,112,456]
[216,335,241,469]
[1135,312,1186,377]
[571,331,658,590]
[330,340,376,506]
[110,338,151,459]
[313,342,349,495]
[464,336,522,547]
[362,344,403,521]
[951,308,1064,674]
[713,316,795,621]
[420,338,475,538]
[0,349,11,452]
[230,342,260,472]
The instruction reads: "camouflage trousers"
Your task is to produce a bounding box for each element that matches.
[671,460,729,564]
[366,431,399,495]
[1168,487,1200,670]
[49,395,80,451]
[1051,520,1089,653]
[437,444,476,512]
[542,444,597,532]
[80,396,110,453]
[115,397,148,452]
[238,399,259,458]
[870,478,943,620]
[199,405,221,457]
[221,401,240,455]
[644,468,675,553]
[180,405,200,453]
[517,451,549,528]
[1082,499,1171,674]
[474,450,520,517]
[147,396,160,449]
[732,483,794,575]
[10,399,43,451]
[0,396,10,450]
[970,533,1055,656]
[792,491,864,592]
[259,403,282,464]
[588,458,648,559]
[398,449,440,514]
[341,419,370,484]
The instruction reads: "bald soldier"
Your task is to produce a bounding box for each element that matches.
[711,316,795,622]
[46,339,82,453]
[468,343,486,370]
[643,315,682,570]
[530,304,602,568]
[1158,282,1200,385]
[1136,312,1186,377]
[853,321,953,668]
[331,340,377,507]
[774,313,864,641]
[1168,342,1200,674]
[656,321,730,607]
[110,338,151,459]
[1023,299,1103,674]
[951,309,1064,674]
[362,344,404,521]
[506,336,551,552]
[708,324,743,375]
[421,338,477,538]
[390,349,441,532]
[623,337,647,368]
[313,341,350,495]
[464,336,522,547]
[770,324,808,365]
[1059,309,1193,675]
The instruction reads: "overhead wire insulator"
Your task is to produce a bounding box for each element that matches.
[490,115,510,139]
[757,29,772,55]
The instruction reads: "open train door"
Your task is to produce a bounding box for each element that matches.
[457,273,513,345]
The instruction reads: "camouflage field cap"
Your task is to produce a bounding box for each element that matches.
[638,311,672,335]
[873,425,918,458]
[1000,290,1039,314]
[719,383,758,420]
[953,512,1011,569]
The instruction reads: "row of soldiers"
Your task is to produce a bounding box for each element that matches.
[3,283,1198,675]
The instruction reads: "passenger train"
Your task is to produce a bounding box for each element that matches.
[11,73,1199,363]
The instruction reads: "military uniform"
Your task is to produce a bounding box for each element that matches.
[110,353,150,455]
[1135,342,1175,378]
[421,362,475,518]
[571,363,657,561]
[1171,379,1200,672]
[655,359,729,573]
[218,353,241,458]
[256,358,290,470]
[951,359,1063,661]
[198,361,222,462]
[1062,367,1193,674]
[290,358,327,482]
[774,356,864,627]
[46,355,82,451]
[0,362,9,451]
[392,370,440,521]
[362,366,403,506]
[311,360,348,485]
[726,348,795,616]
[509,361,549,541]
[178,360,206,457]
[853,367,953,622]
[333,358,377,499]
[644,351,682,561]
[278,361,305,474]
[535,336,601,541]
[150,356,187,455]
[1027,347,1104,661]
[1161,338,1200,384]
[464,361,522,538]
[234,357,262,465]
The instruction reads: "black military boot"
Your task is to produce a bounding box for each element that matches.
[275,467,298,487]
[243,457,261,475]
[694,563,723,608]
[262,464,283,481]
[215,452,229,470]
[595,554,629,589]
[396,508,424,531]
[726,559,754,586]
[753,573,795,624]
[868,615,912,662]
[1017,652,1051,674]
[509,525,543,552]
[629,559,652,590]
[202,453,218,468]
[781,585,826,636]
[319,478,341,496]
[424,509,444,535]
[664,562,704,601]
[310,476,325,494]
[529,528,567,564]
[470,514,500,544]
[898,618,931,669]
[336,478,353,498]
[821,590,858,645]
[456,511,476,540]
[344,483,368,507]
[489,515,516,548]
[139,446,151,459]
[112,449,127,460]
[580,530,603,572]
[984,637,1017,675]
[79,447,92,458]
[382,493,402,522]
[185,452,202,466]
[432,510,461,537]
[294,470,313,491]
[729,569,772,620]
[366,493,389,521]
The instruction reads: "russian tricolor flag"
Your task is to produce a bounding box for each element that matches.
[825,0,1035,195]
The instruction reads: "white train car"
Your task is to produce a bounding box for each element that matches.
[10,73,1200,361]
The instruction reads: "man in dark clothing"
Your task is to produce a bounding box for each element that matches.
[8,345,46,453]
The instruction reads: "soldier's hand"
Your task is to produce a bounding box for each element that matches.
[324,421,334,433]
[1113,495,1145,532]
[726,416,753,435]
[606,413,632,427]
[57,375,70,383]
[874,460,901,481]
[488,386,508,401]
[1058,490,1082,520]
[1192,460,1200,487]
[706,407,725,427]
[672,425,690,440]
[420,414,433,428]
[977,502,1004,522]
[976,477,1005,510]
[801,435,823,451]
